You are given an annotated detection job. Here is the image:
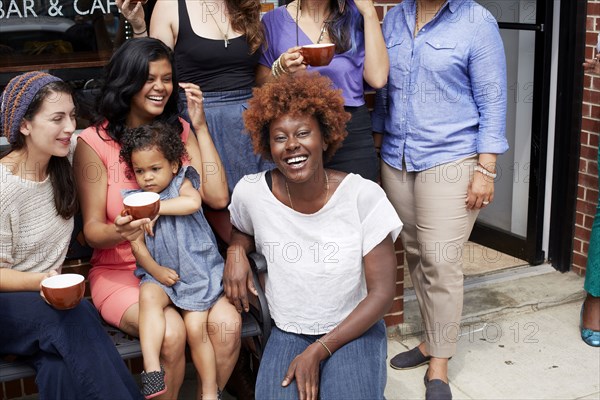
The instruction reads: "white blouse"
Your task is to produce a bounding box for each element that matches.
[230,172,402,335]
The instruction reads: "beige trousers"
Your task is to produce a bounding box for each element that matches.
[381,157,479,358]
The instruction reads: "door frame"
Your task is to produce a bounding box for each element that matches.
[547,0,587,272]
[470,0,555,266]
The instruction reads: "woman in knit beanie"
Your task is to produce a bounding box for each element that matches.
[0,71,143,399]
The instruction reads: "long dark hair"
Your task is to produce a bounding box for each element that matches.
[327,0,362,55]
[93,37,182,143]
[7,81,78,219]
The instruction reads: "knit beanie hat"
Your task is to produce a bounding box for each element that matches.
[1,71,63,144]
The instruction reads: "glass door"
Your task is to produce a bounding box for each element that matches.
[470,0,553,265]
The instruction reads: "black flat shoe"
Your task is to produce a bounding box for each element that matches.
[390,346,431,370]
[424,369,452,400]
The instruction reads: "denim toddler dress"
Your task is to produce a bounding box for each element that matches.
[124,166,223,311]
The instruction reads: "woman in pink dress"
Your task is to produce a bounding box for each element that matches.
[74,37,239,399]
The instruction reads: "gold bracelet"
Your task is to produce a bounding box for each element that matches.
[278,54,288,73]
[275,56,284,76]
[316,338,332,357]
[272,57,281,77]
[271,54,287,78]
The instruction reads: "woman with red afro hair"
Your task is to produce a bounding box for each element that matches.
[224,72,403,399]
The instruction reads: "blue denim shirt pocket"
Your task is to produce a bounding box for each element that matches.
[420,40,457,72]
[387,38,411,92]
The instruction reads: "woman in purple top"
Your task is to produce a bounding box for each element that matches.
[257,0,388,182]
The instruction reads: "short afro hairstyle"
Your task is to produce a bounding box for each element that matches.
[243,72,350,161]
[119,121,188,180]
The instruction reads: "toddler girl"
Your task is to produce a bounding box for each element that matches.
[120,121,224,400]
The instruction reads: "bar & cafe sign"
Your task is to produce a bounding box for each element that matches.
[0,0,117,18]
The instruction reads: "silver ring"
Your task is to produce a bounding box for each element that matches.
[482,201,490,205]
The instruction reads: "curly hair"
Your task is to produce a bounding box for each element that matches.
[243,72,349,161]
[119,121,188,180]
[229,0,264,54]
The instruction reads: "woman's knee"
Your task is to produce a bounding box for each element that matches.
[208,299,241,352]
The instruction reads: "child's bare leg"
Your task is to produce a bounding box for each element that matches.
[139,282,172,373]
[183,310,218,400]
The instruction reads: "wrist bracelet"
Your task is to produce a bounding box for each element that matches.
[133,26,148,36]
[477,162,496,174]
[271,54,287,78]
[474,165,497,179]
[316,338,332,357]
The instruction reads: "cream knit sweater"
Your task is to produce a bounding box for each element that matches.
[0,164,73,272]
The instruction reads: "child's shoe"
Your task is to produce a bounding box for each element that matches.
[141,365,167,399]
[201,389,222,400]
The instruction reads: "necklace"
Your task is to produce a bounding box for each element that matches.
[295,0,330,46]
[204,0,230,48]
[414,0,420,37]
[415,1,446,38]
[316,21,328,44]
[285,170,330,211]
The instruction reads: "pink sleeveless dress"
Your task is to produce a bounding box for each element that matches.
[78,120,190,327]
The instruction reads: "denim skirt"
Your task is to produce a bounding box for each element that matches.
[179,89,274,192]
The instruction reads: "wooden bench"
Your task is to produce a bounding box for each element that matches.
[0,138,271,387]
[0,233,270,386]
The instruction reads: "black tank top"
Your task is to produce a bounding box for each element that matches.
[174,0,260,92]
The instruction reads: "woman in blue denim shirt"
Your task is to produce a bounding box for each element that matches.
[372,1,509,398]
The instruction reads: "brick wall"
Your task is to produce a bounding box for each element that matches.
[575,1,600,276]
[372,0,405,327]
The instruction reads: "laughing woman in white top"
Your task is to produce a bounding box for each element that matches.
[224,72,402,400]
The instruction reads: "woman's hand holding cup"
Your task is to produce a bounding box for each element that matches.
[281,47,307,74]
[115,213,151,242]
[39,269,59,303]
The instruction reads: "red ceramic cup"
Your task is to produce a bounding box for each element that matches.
[121,192,160,220]
[41,274,86,310]
[301,43,335,67]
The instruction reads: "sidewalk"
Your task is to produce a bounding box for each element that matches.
[384,267,600,399]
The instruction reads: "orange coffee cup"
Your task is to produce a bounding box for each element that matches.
[122,192,160,220]
[300,43,335,67]
[41,274,86,310]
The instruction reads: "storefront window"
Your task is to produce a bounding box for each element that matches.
[0,0,137,126]
[0,0,123,52]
